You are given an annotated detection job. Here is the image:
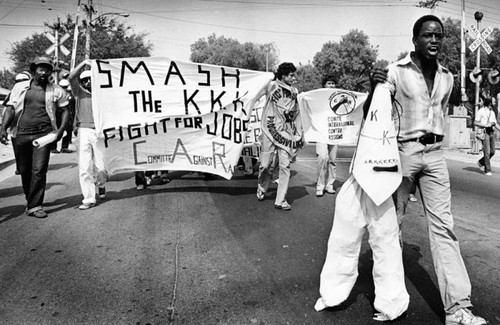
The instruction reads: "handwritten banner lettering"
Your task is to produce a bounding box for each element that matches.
[91,57,273,179]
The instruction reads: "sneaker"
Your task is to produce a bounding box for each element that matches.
[409,194,418,202]
[98,187,106,199]
[145,176,152,186]
[316,190,324,197]
[60,148,73,153]
[477,161,483,169]
[257,189,265,201]
[79,202,95,210]
[274,201,292,210]
[485,172,492,176]
[136,184,145,190]
[27,209,48,218]
[445,308,487,325]
[325,187,336,194]
[51,149,60,154]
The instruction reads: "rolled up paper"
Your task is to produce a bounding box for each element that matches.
[33,132,58,148]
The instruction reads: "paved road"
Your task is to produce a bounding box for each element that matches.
[0,145,499,325]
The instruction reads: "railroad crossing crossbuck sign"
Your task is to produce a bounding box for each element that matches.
[469,24,493,54]
[45,32,70,56]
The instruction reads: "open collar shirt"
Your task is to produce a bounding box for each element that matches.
[6,79,69,137]
[386,53,453,141]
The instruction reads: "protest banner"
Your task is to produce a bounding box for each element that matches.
[260,82,304,157]
[91,57,273,179]
[351,84,401,206]
[298,88,367,145]
[241,95,264,159]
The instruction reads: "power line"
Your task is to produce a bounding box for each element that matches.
[0,22,44,28]
[0,0,26,21]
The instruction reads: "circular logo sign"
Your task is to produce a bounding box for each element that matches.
[329,92,357,116]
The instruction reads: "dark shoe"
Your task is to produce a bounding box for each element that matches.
[98,187,106,199]
[27,209,48,218]
[60,148,73,153]
[51,149,60,154]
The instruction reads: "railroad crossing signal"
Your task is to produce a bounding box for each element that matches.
[469,24,492,54]
[45,32,70,56]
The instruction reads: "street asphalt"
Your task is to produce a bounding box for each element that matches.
[1,136,500,324]
[1,136,500,179]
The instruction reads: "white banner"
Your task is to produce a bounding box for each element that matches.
[91,57,273,179]
[298,88,367,145]
[351,84,401,206]
[241,96,265,159]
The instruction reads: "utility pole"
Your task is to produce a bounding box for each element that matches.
[460,0,467,103]
[54,17,60,84]
[71,0,82,70]
[470,11,484,155]
[84,0,94,60]
[474,11,483,114]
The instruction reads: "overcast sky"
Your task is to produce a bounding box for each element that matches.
[1,0,499,72]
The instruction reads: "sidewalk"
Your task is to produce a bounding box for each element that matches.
[444,146,500,169]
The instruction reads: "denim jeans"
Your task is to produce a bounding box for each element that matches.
[60,124,73,150]
[395,141,472,314]
[479,130,495,173]
[12,130,52,213]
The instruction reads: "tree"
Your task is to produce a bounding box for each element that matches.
[5,14,152,78]
[313,29,378,92]
[0,67,18,90]
[295,63,321,92]
[83,15,152,61]
[190,34,278,72]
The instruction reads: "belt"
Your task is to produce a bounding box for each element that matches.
[400,133,443,145]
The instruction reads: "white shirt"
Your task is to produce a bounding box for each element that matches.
[475,106,496,127]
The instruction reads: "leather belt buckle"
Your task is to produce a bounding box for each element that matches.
[418,133,442,145]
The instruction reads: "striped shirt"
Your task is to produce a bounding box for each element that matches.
[386,53,453,141]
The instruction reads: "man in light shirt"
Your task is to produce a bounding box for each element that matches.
[370,15,487,325]
[475,97,496,176]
